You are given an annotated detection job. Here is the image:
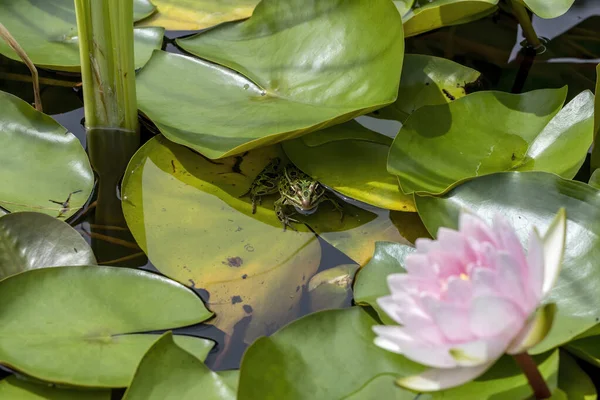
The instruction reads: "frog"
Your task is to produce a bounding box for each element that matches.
[243,157,343,231]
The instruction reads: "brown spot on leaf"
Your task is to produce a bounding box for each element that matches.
[231,296,243,304]
[223,256,243,267]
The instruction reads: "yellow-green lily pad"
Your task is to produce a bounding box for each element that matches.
[136,0,404,159]
[135,0,258,31]
[0,376,110,400]
[522,0,575,19]
[0,91,93,218]
[0,0,163,72]
[403,0,499,38]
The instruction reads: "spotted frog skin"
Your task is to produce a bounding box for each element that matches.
[245,158,343,230]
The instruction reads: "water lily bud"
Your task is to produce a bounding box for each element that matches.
[373,209,566,391]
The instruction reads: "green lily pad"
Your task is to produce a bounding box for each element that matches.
[353,241,415,325]
[0,376,109,399]
[371,54,481,122]
[282,121,415,211]
[522,0,575,19]
[218,370,240,393]
[389,88,595,195]
[136,0,258,30]
[136,0,404,160]
[0,91,93,218]
[238,307,422,400]
[122,135,404,342]
[592,64,600,171]
[0,266,213,387]
[123,332,235,400]
[415,171,600,353]
[0,212,95,279]
[394,0,415,17]
[403,0,499,38]
[565,334,600,369]
[557,350,597,400]
[0,0,163,72]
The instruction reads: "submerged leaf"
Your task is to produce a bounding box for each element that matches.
[137,0,404,159]
[0,212,95,279]
[0,91,93,218]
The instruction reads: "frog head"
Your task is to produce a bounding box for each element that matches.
[281,166,326,214]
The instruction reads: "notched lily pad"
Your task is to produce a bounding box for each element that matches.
[0,211,96,279]
[0,91,93,218]
[0,265,213,387]
[137,0,404,159]
[389,88,594,195]
[0,0,163,72]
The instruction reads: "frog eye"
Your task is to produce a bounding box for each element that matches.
[303,190,310,198]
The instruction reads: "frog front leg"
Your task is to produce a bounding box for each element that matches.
[274,197,299,231]
[317,195,344,221]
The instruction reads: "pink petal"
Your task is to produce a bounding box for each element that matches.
[459,212,498,246]
[387,274,440,297]
[427,251,466,279]
[415,238,435,253]
[373,326,457,368]
[397,361,496,392]
[404,253,437,278]
[494,252,528,314]
[444,276,472,304]
[423,297,474,342]
[471,267,499,298]
[470,296,525,338]
[449,334,513,367]
[377,293,432,326]
[492,214,527,271]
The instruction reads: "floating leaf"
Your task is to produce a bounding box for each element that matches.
[389,88,595,195]
[353,241,415,325]
[136,0,258,30]
[0,376,109,400]
[0,0,163,72]
[0,266,213,387]
[394,0,415,17]
[522,0,575,19]
[416,171,600,353]
[0,212,95,279]
[136,0,404,159]
[371,54,481,122]
[122,135,403,342]
[557,350,597,400]
[403,0,499,37]
[123,333,235,400]
[283,120,415,211]
[0,91,93,218]
[238,307,422,400]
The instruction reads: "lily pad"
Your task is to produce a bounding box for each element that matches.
[136,0,258,31]
[522,0,575,19]
[238,307,422,400]
[353,241,415,325]
[403,0,499,38]
[122,135,403,342]
[565,334,600,368]
[0,376,109,399]
[282,121,415,211]
[394,0,415,17]
[0,0,163,72]
[389,88,595,195]
[0,212,95,279]
[371,54,481,122]
[136,0,404,159]
[415,171,600,353]
[123,332,235,400]
[0,266,213,387]
[0,91,93,218]
[557,350,597,399]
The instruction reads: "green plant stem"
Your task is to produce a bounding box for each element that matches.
[513,353,551,399]
[509,0,541,48]
[74,0,138,132]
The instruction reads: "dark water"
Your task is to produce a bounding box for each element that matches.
[1,0,599,380]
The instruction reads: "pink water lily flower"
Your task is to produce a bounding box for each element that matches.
[373,209,566,392]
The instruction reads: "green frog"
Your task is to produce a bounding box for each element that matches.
[244,158,343,230]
